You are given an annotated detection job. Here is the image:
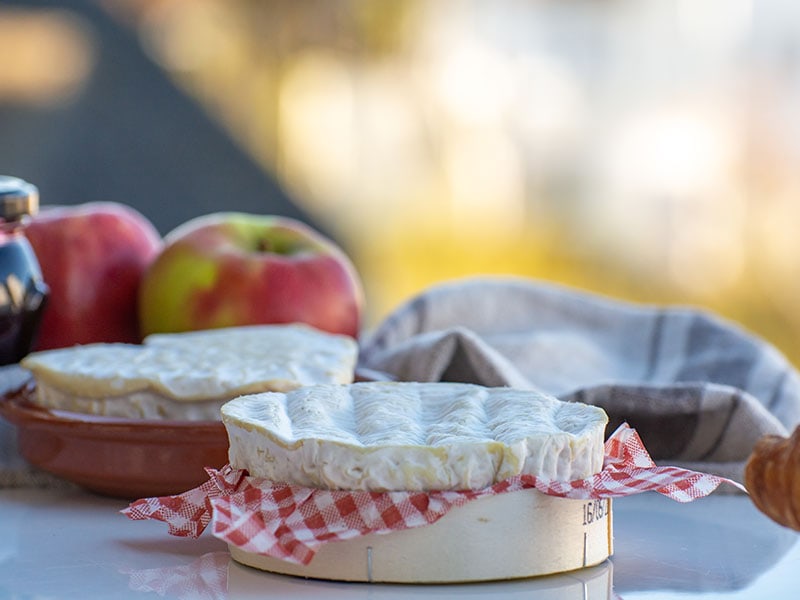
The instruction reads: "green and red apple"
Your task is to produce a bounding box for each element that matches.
[138,213,364,338]
[25,202,162,350]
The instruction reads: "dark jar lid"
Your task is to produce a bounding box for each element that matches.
[0,176,39,222]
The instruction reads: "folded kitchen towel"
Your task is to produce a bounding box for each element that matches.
[358,276,800,487]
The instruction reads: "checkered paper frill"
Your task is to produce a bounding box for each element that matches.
[122,551,230,599]
[122,424,745,565]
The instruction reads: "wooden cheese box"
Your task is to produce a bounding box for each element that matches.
[229,488,613,583]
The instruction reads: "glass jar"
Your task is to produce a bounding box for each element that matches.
[0,176,48,364]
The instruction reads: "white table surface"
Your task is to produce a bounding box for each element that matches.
[0,486,797,599]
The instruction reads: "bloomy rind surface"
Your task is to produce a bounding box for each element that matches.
[222,381,608,491]
[21,324,358,418]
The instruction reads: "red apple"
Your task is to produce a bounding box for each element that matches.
[25,202,162,350]
[138,213,364,338]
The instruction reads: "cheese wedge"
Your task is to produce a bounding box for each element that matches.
[221,381,608,491]
[21,324,358,420]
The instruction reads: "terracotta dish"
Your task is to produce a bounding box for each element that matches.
[0,384,228,499]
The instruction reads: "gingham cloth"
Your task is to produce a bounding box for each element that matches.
[358,277,800,484]
[123,424,744,565]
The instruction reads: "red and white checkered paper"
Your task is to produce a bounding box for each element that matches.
[123,424,745,565]
[122,551,229,600]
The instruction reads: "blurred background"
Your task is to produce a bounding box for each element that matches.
[3,0,800,364]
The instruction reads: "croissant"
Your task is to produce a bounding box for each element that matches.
[744,426,800,531]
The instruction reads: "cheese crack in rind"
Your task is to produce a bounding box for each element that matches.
[20,324,358,420]
[221,381,608,491]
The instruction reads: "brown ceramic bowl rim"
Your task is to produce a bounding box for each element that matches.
[0,383,229,497]
[0,384,225,440]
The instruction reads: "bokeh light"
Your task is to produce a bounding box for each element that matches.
[6,0,800,365]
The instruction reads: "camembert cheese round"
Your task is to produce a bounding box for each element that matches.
[221,381,608,491]
[221,381,613,582]
[21,324,358,420]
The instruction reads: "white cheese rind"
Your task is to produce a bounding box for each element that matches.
[32,383,229,420]
[221,381,608,491]
[21,324,358,419]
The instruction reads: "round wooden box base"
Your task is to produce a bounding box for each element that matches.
[229,489,613,584]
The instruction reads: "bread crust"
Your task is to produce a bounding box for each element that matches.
[744,426,800,531]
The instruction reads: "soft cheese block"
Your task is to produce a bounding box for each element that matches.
[21,324,358,420]
[221,381,608,491]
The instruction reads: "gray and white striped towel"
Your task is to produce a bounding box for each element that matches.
[358,276,800,488]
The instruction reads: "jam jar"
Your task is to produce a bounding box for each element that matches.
[0,176,48,365]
